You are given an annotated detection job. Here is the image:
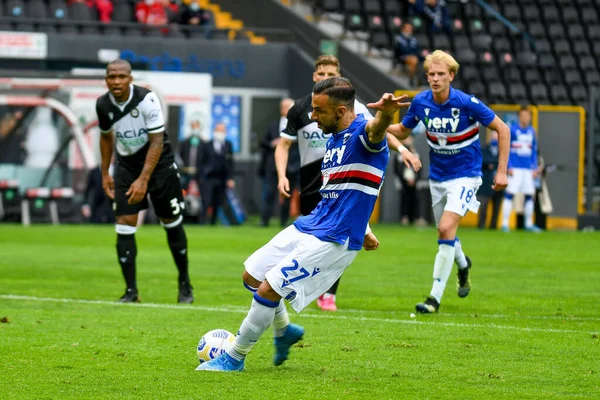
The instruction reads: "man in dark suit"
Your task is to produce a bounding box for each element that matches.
[198,122,235,225]
[259,98,295,227]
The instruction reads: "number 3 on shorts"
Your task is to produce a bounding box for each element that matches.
[170,198,181,215]
[459,186,474,203]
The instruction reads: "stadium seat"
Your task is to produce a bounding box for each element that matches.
[561,7,579,24]
[321,0,341,13]
[382,0,401,17]
[487,20,506,37]
[455,48,477,66]
[523,5,540,22]
[502,4,521,21]
[580,7,598,25]
[534,39,551,55]
[527,23,546,40]
[343,0,361,14]
[547,24,565,40]
[558,55,577,71]
[564,70,583,86]
[537,53,555,69]
[502,66,523,84]
[529,83,549,103]
[27,0,47,18]
[414,32,430,51]
[584,71,600,86]
[550,85,570,104]
[453,35,470,53]
[567,25,585,40]
[586,25,600,41]
[432,34,451,52]
[523,69,542,84]
[468,19,485,34]
[471,34,492,52]
[541,7,560,22]
[5,0,26,17]
[579,56,596,72]
[112,1,134,22]
[509,83,529,104]
[570,85,588,104]
[573,41,591,56]
[461,65,479,82]
[0,180,21,223]
[493,37,511,53]
[366,14,384,33]
[370,31,390,50]
[344,13,364,33]
[68,2,92,20]
[552,39,570,56]
[516,51,537,67]
[481,65,501,83]
[363,0,381,15]
[48,0,68,19]
[467,80,486,100]
[386,15,402,36]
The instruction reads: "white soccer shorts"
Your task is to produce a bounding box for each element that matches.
[506,167,535,196]
[244,225,358,313]
[430,176,482,225]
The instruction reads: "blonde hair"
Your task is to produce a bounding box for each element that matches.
[423,50,460,76]
[315,55,340,72]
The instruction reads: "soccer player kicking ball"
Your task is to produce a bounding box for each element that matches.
[97,60,193,303]
[387,50,510,313]
[197,77,410,372]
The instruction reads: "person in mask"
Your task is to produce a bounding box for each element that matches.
[198,122,235,225]
[180,0,211,26]
[477,130,503,229]
[24,107,59,169]
[393,22,424,86]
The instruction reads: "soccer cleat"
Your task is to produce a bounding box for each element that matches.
[178,281,194,304]
[415,296,439,313]
[119,288,140,303]
[457,256,472,298]
[274,323,305,366]
[316,294,337,311]
[195,352,244,372]
[525,225,542,233]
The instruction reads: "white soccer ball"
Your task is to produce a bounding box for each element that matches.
[197,329,236,364]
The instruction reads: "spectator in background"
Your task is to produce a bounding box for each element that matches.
[0,109,25,164]
[259,98,295,227]
[394,136,421,225]
[95,0,113,22]
[180,0,211,26]
[394,22,424,86]
[135,0,178,25]
[477,130,503,229]
[82,163,115,224]
[23,107,59,169]
[421,0,451,35]
[198,122,235,225]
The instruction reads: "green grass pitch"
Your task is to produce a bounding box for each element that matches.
[1,224,599,399]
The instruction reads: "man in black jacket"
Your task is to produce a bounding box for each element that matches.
[199,122,235,225]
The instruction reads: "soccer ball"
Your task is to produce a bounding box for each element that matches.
[197,329,236,364]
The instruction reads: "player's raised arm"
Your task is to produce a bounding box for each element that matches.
[487,115,510,191]
[366,93,411,143]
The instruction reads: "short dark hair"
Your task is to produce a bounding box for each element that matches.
[312,77,355,110]
[106,59,132,75]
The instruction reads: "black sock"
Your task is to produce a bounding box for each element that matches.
[327,278,340,295]
[116,234,137,290]
[165,223,190,283]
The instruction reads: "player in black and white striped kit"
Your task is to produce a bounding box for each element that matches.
[96,59,193,303]
[275,55,422,311]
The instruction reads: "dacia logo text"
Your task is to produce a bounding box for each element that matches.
[323,145,346,164]
[426,117,460,132]
[302,130,330,139]
[116,129,148,139]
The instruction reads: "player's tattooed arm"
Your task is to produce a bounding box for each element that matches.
[127,133,163,204]
[366,93,411,143]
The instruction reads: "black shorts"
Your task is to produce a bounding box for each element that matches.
[114,164,185,219]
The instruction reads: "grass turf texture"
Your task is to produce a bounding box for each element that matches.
[0,224,599,399]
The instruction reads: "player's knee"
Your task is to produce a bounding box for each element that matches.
[256,280,281,303]
[242,270,261,292]
[116,215,137,227]
[437,222,455,240]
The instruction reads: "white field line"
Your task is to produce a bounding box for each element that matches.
[0,294,596,335]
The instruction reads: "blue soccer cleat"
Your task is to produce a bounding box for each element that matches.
[274,323,305,366]
[525,225,542,233]
[195,352,244,372]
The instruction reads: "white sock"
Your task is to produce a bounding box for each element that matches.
[454,237,468,269]
[524,198,534,228]
[501,197,513,227]
[430,242,456,303]
[272,301,290,338]
[229,296,277,361]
